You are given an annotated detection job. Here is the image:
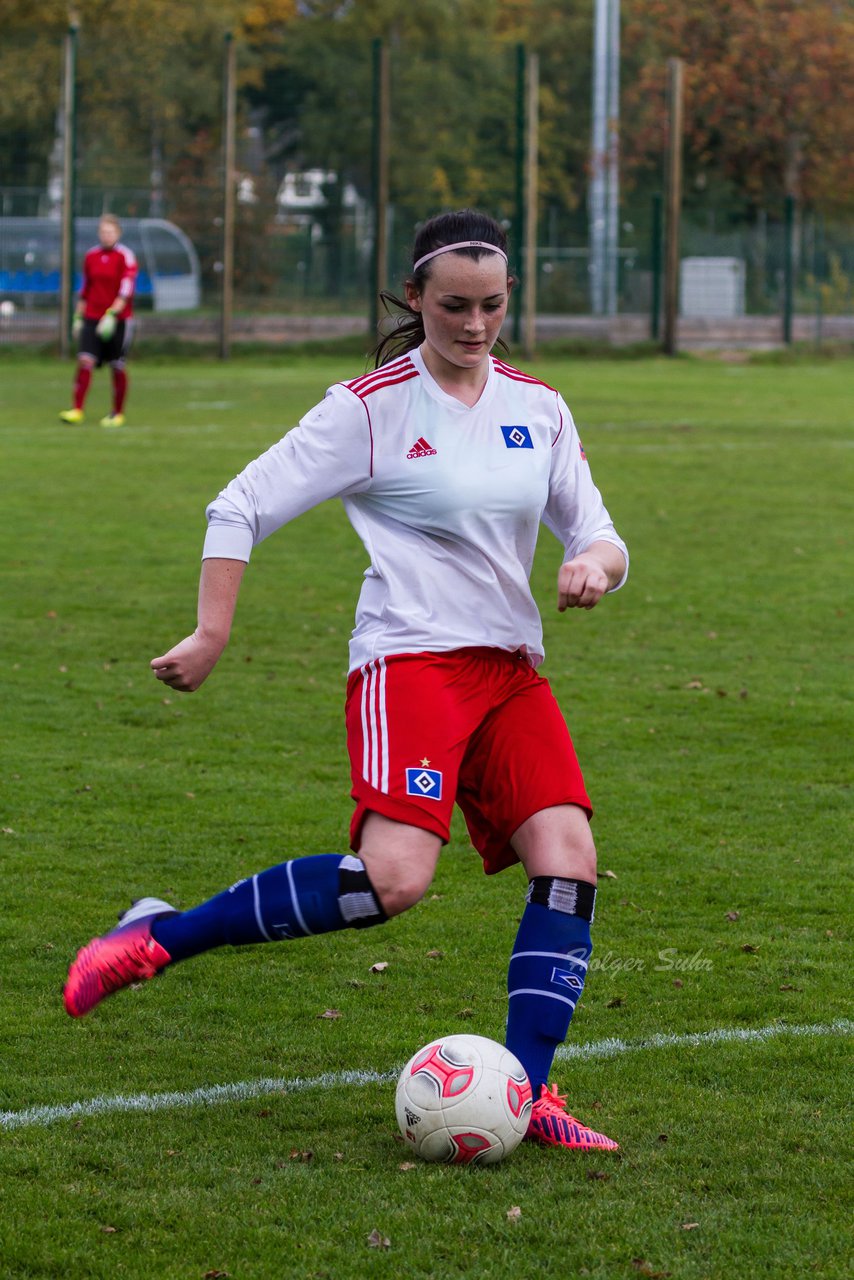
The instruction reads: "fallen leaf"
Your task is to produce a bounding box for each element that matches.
[318,1009,342,1019]
[367,1229,390,1250]
[1,828,14,836]
[334,1152,344,1161]
[672,979,683,988]
[725,911,740,922]
[369,962,389,973]
[398,1161,416,1171]
[587,1170,610,1181]
[100,1226,118,1234]
[203,1272,231,1279]
[598,869,618,880]
[681,1222,700,1230]
[506,1205,522,1222]
[657,1133,668,1142]
[256,1109,271,1118]
[289,1149,314,1162]
[684,679,704,689]
[741,943,759,953]
[456,1008,475,1019]
[606,997,624,1008]
[631,1260,671,1278]
[426,949,444,959]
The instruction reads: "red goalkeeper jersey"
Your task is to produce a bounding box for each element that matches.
[79,243,138,320]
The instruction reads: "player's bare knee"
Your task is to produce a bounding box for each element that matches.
[358,814,441,917]
[512,804,597,884]
[374,868,433,918]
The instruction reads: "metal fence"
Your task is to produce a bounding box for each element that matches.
[1,182,851,351]
[1,22,851,353]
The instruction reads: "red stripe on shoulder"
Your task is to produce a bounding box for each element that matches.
[356,368,420,400]
[492,357,557,392]
[344,355,417,398]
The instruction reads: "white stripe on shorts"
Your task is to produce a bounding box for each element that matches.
[359,659,389,793]
[377,657,388,792]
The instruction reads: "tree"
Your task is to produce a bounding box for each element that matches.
[0,1,298,191]
[622,0,854,214]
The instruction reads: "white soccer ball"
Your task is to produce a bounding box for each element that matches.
[395,1033,532,1165]
[0,300,15,318]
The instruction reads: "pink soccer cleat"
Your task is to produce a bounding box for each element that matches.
[526,1083,620,1151]
[63,899,175,1017]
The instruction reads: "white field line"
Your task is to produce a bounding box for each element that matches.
[2,1018,850,1133]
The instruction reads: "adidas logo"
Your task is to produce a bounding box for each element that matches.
[406,437,437,459]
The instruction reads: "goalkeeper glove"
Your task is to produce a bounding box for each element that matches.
[71,315,83,340]
[96,309,116,340]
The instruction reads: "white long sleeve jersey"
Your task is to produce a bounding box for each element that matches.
[203,348,628,672]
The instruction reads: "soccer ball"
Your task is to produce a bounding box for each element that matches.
[395,1034,532,1165]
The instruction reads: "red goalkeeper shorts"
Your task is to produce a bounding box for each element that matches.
[345,647,592,875]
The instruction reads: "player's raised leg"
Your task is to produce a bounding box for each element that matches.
[63,816,440,1017]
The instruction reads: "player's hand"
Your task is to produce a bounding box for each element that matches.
[71,315,83,340]
[557,555,610,611]
[96,310,116,340]
[150,631,226,692]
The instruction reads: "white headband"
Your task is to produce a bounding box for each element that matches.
[412,240,509,273]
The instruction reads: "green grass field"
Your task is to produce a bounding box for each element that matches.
[1,351,851,1279]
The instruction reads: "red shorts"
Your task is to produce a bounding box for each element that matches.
[345,648,591,875]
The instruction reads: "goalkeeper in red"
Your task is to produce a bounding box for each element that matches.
[59,214,137,428]
[64,210,628,1153]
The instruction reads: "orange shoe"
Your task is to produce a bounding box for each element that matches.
[526,1083,619,1151]
[64,899,174,1017]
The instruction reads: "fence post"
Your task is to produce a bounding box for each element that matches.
[59,21,78,358]
[512,42,525,345]
[650,192,662,341]
[663,57,684,356]
[219,32,236,361]
[370,38,390,337]
[782,193,795,345]
[522,50,539,360]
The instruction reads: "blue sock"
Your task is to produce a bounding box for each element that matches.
[505,878,596,1097]
[151,854,386,963]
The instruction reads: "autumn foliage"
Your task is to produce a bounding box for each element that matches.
[0,0,851,220]
[623,0,854,212]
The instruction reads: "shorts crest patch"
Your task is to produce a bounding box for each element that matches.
[405,766,443,800]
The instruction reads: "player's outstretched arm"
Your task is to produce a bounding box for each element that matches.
[150,557,246,692]
[557,541,627,612]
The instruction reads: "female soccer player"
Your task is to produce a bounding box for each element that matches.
[64,210,628,1152]
[59,214,137,428]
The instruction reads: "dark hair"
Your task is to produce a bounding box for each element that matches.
[374,209,512,367]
